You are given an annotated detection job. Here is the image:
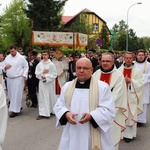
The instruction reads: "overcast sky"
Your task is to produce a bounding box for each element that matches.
[0,0,149,37]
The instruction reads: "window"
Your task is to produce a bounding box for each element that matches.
[93,23,99,31]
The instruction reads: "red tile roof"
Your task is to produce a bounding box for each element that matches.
[62,16,74,23]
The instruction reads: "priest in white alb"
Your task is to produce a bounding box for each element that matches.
[0,84,8,150]
[118,52,144,143]
[4,46,29,118]
[134,49,150,127]
[35,50,57,120]
[93,52,128,150]
[54,58,115,150]
[52,48,69,97]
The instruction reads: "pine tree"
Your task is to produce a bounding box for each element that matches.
[99,24,110,49]
[24,0,67,31]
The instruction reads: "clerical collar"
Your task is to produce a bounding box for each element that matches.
[100,65,114,73]
[76,78,91,89]
[135,58,146,63]
[124,63,134,68]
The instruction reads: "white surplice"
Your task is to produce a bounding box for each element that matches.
[93,67,128,150]
[119,64,144,139]
[54,80,115,150]
[135,61,150,104]
[4,52,28,112]
[135,61,150,123]
[0,61,6,89]
[0,85,8,150]
[35,59,57,116]
[52,57,69,88]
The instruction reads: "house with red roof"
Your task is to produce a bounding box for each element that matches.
[62,8,110,36]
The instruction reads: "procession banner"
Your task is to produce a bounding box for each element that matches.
[32,31,87,47]
[78,33,88,46]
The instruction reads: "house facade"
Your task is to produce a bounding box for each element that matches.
[62,8,111,36]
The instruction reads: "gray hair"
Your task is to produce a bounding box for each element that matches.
[101,52,115,61]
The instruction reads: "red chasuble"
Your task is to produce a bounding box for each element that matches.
[123,68,132,87]
[123,68,132,79]
[55,77,61,95]
[100,73,112,85]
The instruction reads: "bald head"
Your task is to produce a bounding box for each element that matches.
[76,58,93,82]
[76,58,92,67]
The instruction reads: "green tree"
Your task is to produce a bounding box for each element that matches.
[116,30,126,50]
[118,20,127,31]
[88,35,97,50]
[128,29,139,51]
[111,20,144,51]
[0,0,31,52]
[99,24,110,49]
[140,37,150,51]
[25,0,67,31]
[137,37,145,50]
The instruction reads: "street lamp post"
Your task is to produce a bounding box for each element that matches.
[126,2,142,51]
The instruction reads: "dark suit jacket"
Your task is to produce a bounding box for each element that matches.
[27,59,39,85]
[89,57,98,72]
[68,61,76,81]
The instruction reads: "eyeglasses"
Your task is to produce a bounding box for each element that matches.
[76,67,92,71]
[101,60,113,63]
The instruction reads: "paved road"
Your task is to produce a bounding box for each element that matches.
[2,95,150,150]
[119,104,150,150]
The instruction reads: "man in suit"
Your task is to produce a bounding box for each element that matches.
[27,51,39,108]
[68,51,81,81]
[88,49,98,72]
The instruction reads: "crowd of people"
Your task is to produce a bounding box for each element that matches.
[0,45,150,150]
